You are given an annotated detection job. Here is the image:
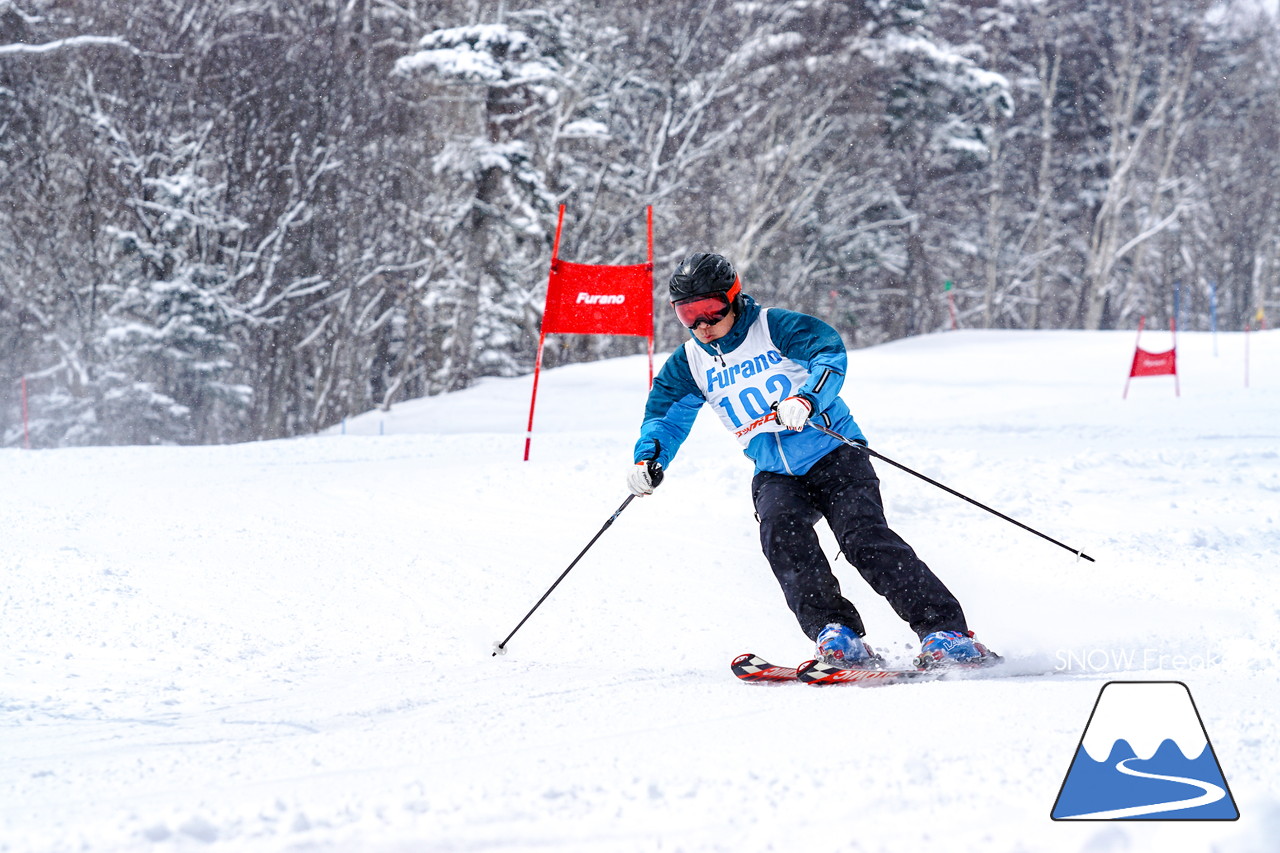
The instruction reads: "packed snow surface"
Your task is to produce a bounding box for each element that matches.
[3,329,1278,852]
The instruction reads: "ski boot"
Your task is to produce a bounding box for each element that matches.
[914,630,1000,670]
[815,623,884,670]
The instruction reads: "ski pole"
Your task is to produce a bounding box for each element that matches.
[806,419,1096,563]
[492,494,637,656]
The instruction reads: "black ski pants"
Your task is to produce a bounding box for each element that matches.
[751,442,968,641]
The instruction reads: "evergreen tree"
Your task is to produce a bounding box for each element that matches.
[395,22,560,392]
[88,120,250,444]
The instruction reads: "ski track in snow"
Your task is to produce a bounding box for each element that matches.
[2,330,1278,852]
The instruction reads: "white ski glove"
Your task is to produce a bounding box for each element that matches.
[627,457,664,496]
[775,395,812,430]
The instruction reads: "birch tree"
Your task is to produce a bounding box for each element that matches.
[1078,0,1202,329]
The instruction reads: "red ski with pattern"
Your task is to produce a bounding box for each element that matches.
[730,654,802,683]
[796,658,937,685]
[732,653,1001,687]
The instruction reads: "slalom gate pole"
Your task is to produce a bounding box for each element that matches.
[493,494,637,656]
[805,419,1095,563]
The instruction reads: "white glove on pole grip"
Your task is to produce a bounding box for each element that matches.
[626,439,664,496]
[627,459,663,496]
[775,395,812,430]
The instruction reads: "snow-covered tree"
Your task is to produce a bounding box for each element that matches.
[738,0,1011,341]
[85,118,251,444]
[395,22,560,392]
[1071,0,1202,329]
[1178,4,1280,330]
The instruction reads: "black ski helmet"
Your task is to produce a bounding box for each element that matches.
[669,252,742,309]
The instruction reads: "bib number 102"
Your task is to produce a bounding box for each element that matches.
[715,375,791,428]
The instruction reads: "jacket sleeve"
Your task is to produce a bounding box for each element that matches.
[766,308,848,413]
[634,345,704,469]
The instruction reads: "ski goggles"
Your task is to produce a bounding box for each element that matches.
[671,279,741,329]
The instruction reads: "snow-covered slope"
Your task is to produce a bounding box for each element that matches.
[3,329,1278,852]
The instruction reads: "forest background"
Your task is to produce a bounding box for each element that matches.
[2,0,1277,447]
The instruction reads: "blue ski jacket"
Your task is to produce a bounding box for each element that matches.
[633,294,866,476]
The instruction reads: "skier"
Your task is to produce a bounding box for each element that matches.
[626,252,994,670]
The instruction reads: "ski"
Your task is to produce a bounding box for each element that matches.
[730,653,931,685]
[800,651,1007,685]
[797,658,938,686]
[731,652,1008,687]
[730,653,803,683]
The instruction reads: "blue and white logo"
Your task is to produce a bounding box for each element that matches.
[1051,681,1239,821]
